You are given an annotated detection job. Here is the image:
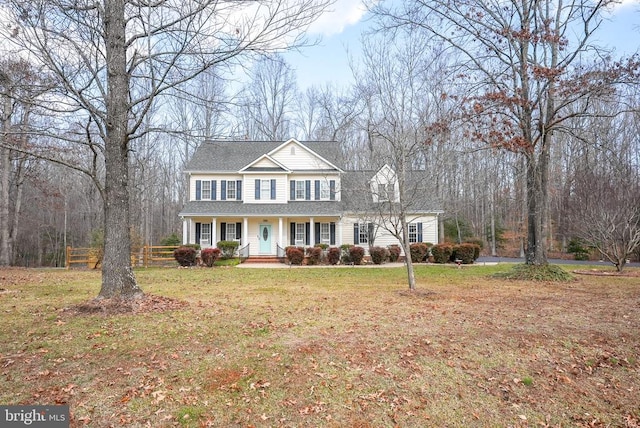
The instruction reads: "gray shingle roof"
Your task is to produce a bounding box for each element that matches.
[179,201,344,217]
[179,140,442,217]
[185,140,344,172]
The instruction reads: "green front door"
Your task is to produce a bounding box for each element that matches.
[259,224,272,254]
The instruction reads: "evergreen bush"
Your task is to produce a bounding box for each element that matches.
[217,241,239,259]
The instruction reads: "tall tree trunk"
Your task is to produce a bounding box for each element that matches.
[525,144,550,265]
[400,217,416,291]
[0,89,12,266]
[99,0,142,299]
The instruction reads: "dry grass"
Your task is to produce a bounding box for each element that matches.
[1,264,639,427]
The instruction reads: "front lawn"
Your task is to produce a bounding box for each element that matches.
[0,265,638,427]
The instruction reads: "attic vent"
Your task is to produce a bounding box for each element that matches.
[290,146,295,155]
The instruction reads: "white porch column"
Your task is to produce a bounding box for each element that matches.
[243,217,249,247]
[211,218,217,247]
[188,219,195,244]
[309,217,314,246]
[278,217,283,246]
[182,218,188,244]
[338,219,343,246]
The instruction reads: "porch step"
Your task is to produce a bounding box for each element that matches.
[243,256,283,264]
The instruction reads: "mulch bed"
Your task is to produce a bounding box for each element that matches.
[62,294,188,316]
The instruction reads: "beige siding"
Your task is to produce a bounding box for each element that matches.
[271,141,334,171]
[287,174,341,201]
[242,175,288,204]
[190,174,241,201]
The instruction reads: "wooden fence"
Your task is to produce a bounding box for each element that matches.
[66,245,180,269]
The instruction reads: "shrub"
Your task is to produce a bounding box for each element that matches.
[349,246,365,265]
[306,246,323,265]
[160,233,181,247]
[453,243,477,264]
[217,241,239,259]
[201,247,221,267]
[409,243,429,263]
[285,246,304,265]
[315,243,329,250]
[431,243,453,264]
[387,245,401,262]
[369,246,388,265]
[464,237,484,250]
[340,244,353,264]
[327,247,341,265]
[493,264,574,282]
[174,246,197,267]
[567,237,590,260]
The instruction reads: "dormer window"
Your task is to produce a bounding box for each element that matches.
[378,183,394,202]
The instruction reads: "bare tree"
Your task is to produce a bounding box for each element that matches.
[0,59,52,266]
[569,164,640,272]
[236,55,298,140]
[352,28,446,290]
[3,0,331,299]
[372,0,640,266]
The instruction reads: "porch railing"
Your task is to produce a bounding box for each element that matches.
[238,243,250,262]
[276,244,286,263]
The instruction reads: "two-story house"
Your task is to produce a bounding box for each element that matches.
[178,138,442,260]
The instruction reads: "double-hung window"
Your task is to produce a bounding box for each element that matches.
[408,223,418,243]
[320,181,330,200]
[226,181,236,200]
[226,223,237,241]
[295,181,305,200]
[320,223,330,244]
[201,181,211,200]
[261,180,271,200]
[200,223,211,245]
[295,223,306,245]
[359,223,369,244]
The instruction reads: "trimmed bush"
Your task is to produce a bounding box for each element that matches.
[174,246,197,267]
[370,246,388,265]
[327,247,341,265]
[349,246,365,265]
[315,243,329,250]
[387,245,401,262]
[285,246,304,265]
[340,244,353,264]
[431,243,453,264]
[306,246,323,265]
[409,243,429,263]
[453,243,477,264]
[217,241,239,259]
[201,247,221,267]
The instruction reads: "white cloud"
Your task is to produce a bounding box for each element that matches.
[609,0,640,13]
[307,0,368,36]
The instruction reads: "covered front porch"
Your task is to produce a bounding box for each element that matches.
[181,216,343,258]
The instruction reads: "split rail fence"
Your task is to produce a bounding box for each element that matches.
[65,245,179,269]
